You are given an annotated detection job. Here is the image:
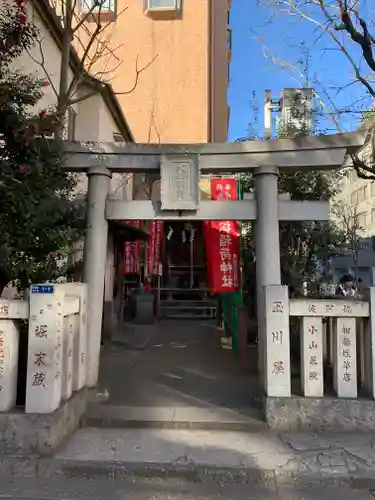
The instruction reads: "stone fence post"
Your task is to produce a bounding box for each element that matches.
[25,283,87,414]
[0,300,28,411]
[263,285,291,397]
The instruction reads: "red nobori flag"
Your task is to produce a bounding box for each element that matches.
[203,179,240,293]
[122,220,142,275]
[147,221,164,276]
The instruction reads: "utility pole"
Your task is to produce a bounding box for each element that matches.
[264,90,281,140]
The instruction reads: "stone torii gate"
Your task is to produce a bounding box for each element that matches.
[62,131,367,389]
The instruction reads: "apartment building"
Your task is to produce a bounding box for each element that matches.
[331,137,375,286]
[78,0,231,144]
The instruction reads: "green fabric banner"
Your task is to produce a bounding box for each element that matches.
[219,179,243,358]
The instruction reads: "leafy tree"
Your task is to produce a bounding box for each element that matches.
[0,1,81,294]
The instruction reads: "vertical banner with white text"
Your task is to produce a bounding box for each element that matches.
[122,220,142,275]
[147,221,164,276]
[203,179,241,293]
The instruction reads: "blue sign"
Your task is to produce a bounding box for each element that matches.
[31,285,54,294]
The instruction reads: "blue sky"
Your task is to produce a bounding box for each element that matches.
[227,0,370,141]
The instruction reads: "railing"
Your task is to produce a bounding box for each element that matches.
[264,285,375,400]
[0,283,87,413]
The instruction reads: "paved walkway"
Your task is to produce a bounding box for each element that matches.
[50,426,375,491]
[57,427,375,475]
[0,474,373,499]
[96,320,261,417]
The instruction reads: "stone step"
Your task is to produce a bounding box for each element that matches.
[160,306,216,313]
[161,304,216,309]
[159,301,217,319]
[161,314,216,320]
[160,301,216,308]
[53,426,375,490]
[81,404,265,432]
[160,312,216,320]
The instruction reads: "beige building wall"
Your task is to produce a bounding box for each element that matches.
[80,0,230,144]
[332,134,375,236]
[16,3,78,117]
[333,172,375,237]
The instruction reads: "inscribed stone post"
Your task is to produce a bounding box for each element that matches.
[70,284,87,391]
[264,285,291,397]
[333,317,357,398]
[301,316,324,397]
[55,283,87,392]
[62,313,74,401]
[0,319,20,411]
[25,285,64,413]
[364,287,375,397]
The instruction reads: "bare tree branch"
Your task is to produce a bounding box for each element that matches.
[255,0,375,178]
[25,38,59,99]
[332,200,364,269]
[115,54,159,95]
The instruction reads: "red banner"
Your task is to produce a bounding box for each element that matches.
[147,221,164,276]
[211,178,238,201]
[123,220,142,275]
[203,179,240,293]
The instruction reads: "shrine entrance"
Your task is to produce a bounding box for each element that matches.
[62,131,366,392]
[163,221,206,293]
[156,220,215,319]
[92,318,263,427]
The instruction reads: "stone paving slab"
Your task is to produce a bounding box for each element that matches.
[83,404,266,431]
[98,321,260,410]
[2,475,375,500]
[57,428,291,467]
[53,427,375,488]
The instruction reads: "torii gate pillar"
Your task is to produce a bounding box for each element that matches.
[83,166,111,387]
[254,166,281,378]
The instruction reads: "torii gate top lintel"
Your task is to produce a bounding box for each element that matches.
[62,130,367,173]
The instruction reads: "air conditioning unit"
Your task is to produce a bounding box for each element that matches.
[146,0,180,11]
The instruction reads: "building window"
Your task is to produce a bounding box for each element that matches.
[113,132,125,142]
[351,190,358,205]
[357,212,367,228]
[356,185,367,203]
[80,0,117,20]
[371,181,375,197]
[145,0,180,11]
